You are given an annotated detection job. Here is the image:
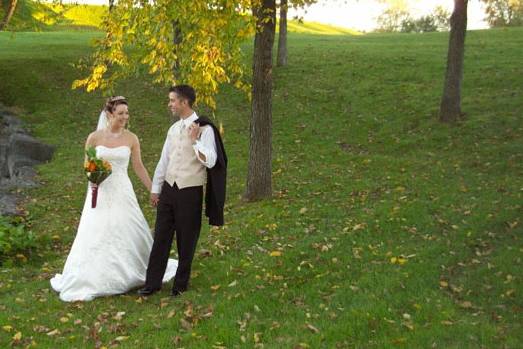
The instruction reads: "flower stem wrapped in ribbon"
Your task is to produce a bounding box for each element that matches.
[84,147,112,208]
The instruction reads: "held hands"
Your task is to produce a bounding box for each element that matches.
[150,193,160,207]
[188,123,201,144]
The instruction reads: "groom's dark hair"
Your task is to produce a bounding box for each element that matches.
[169,85,196,107]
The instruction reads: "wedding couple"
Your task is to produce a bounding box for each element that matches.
[50,85,227,302]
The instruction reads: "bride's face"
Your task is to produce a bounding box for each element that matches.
[109,104,129,129]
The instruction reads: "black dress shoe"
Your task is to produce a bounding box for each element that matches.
[137,286,160,296]
[171,289,184,298]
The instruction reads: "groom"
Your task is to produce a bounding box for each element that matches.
[138,84,227,297]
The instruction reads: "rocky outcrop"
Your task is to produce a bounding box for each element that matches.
[0,106,55,215]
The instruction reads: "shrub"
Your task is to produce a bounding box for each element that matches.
[0,215,36,264]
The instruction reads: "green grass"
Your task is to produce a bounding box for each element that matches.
[0,27,522,348]
[286,20,360,35]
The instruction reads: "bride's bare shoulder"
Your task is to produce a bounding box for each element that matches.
[124,130,139,141]
[86,130,103,144]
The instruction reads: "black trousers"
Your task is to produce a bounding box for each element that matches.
[145,182,203,292]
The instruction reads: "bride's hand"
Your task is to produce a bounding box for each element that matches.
[150,193,160,207]
[189,123,201,144]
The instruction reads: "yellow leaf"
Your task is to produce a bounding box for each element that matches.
[12,331,22,341]
[59,317,69,323]
[113,311,126,321]
[270,251,282,257]
[2,325,13,332]
[305,323,320,333]
[352,223,365,231]
[47,329,60,336]
[459,301,472,308]
[403,322,414,330]
[439,281,449,288]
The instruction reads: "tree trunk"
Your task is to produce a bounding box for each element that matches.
[0,0,18,31]
[439,0,468,122]
[172,20,182,75]
[277,0,288,67]
[244,0,276,201]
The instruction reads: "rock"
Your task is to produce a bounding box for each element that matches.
[0,105,55,216]
[0,192,19,216]
[9,133,55,163]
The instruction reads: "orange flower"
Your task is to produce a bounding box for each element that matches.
[87,161,97,172]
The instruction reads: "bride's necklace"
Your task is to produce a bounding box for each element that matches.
[105,128,124,139]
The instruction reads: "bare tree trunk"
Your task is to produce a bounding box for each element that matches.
[245,0,276,201]
[277,0,288,67]
[0,0,18,31]
[172,20,182,75]
[439,0,468,122]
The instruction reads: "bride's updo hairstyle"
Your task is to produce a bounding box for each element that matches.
[104,96,128,113]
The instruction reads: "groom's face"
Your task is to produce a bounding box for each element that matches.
[168,92,187,117]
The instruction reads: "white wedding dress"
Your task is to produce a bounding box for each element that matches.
[51,145,177,302]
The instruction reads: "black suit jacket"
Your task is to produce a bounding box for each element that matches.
[195,117,227,226]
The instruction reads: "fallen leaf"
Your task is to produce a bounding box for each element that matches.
[180,318,192,331]
[459,301,472,308]
[113,311,126,321]
[305,323,320,333]
[47,329,60,336]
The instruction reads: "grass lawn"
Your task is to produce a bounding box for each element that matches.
[0,27,522,348]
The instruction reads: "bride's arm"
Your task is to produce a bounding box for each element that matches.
[130,134,153,192]
[84,132,97,163]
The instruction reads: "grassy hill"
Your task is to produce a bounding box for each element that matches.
[1,1,105,31]
[0,27,522,348]
[1,1,357,34]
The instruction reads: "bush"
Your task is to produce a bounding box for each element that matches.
[377,5,450,33]
[0,215,36,264]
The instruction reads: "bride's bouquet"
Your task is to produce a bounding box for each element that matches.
[84,147,112,208]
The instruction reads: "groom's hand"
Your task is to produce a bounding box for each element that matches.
[189,123,200,144]
[150,193,160,207]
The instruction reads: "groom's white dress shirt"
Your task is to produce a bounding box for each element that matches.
[152,112,217,194]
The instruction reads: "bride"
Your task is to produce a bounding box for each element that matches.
[51,96,177,302]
